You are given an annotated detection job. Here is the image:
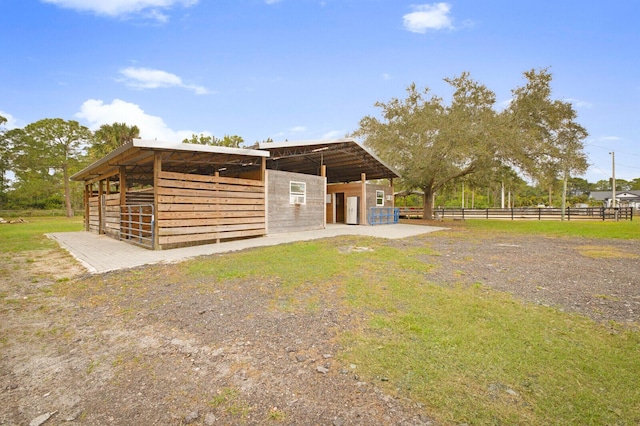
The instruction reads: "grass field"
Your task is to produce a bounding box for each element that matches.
[0,216,83,252]
[4,216,640,425]
[462,217,639,239]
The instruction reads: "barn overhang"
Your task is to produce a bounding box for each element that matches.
[258,138,400,183]
[71,139,269,185]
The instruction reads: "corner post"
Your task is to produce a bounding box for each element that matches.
[361,173,367,225]
[153,152,161,250]
[98,180,104,234]
[84,183,90,231]
[321,165,327,228]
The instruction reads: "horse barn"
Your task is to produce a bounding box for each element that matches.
[71,138,400,250]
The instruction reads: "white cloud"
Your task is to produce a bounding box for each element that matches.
[265,0,282,4]
[40,0,198,21]
[382,73,393,81]
[289,126,307,133]
[119,67,211,95]
[75,98,208,142]
[600,136,622,141]
[321,130,345,140]
[403,3,453,34]
[0,110,19,129]
[565,98,593,108]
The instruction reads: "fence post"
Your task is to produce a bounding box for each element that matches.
[567,207,570,221]
[538,208,541,221]
[462,208,465,220]
[511,208,514,220]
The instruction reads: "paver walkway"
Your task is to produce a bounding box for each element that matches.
[48,223,445,274]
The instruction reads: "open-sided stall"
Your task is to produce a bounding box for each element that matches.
[72,139,269,250]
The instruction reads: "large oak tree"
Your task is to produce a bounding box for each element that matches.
[353,69,589,218]
[353,73,507,219]
[507,68,588,216]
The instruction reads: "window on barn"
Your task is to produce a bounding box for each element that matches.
[290,181,306,205]
[376,190,385,206]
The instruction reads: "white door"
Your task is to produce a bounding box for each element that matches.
[346,196,359,224]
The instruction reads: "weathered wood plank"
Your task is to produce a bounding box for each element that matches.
[159,228,266,245]
[157,178,264,193]
[157,210,264,220]
[157,186,265,199]
[158,195,264,205]
[158,217,265,228]
[159,171,264,187]
[158,222,266,236]
[158,203,265,212]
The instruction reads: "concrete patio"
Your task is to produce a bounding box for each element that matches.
[48,223,445,274]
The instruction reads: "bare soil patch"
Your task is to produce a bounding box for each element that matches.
[398,220,640,325]
[1,225,638,425]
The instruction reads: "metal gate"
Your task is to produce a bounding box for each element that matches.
[120,204,155,249]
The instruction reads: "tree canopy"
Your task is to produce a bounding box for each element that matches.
[10,118,92,217]
[353,69,590,218]
[505,68,588,216]
[182,134,245,148]
[0,115,11,208]
[352,72,507,218]
[90,122,140,160]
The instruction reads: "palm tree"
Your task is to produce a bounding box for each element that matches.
[90,122,140,160]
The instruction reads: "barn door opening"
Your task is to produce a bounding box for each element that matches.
[335,192,345,223]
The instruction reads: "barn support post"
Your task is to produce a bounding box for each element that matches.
[321,165,327,228]
[98,180,104,234]
[84,183,90,231]
[261,157,268,236]
[360,173,367,226]
[119,166,127,206]
[153,152,161,250]
[119,166,127,240]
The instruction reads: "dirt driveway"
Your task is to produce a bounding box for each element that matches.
[1,224,638,425]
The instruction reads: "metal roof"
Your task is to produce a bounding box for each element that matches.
[71,139,268,185]
[71,138,399,185]
[258,138,399,183]
[590,190,640,201]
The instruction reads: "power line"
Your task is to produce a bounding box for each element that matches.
[586,142,640,157]
[616,163,640,170]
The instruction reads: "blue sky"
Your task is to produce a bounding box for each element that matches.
[1,0,639,183]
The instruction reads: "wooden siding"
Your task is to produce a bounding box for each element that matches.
[103,193,121,238]
[156,171,266,246]
[126,188,154,205]
[266,170,325,234]
[88,196,100,233]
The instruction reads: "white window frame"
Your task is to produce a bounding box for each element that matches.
[376,190,385,206]
[290,181,306,205]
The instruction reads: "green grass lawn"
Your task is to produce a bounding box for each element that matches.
[0,216,83,252]
[185,234,640,425]
[462,218,639,239]
[7,216,640,425]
